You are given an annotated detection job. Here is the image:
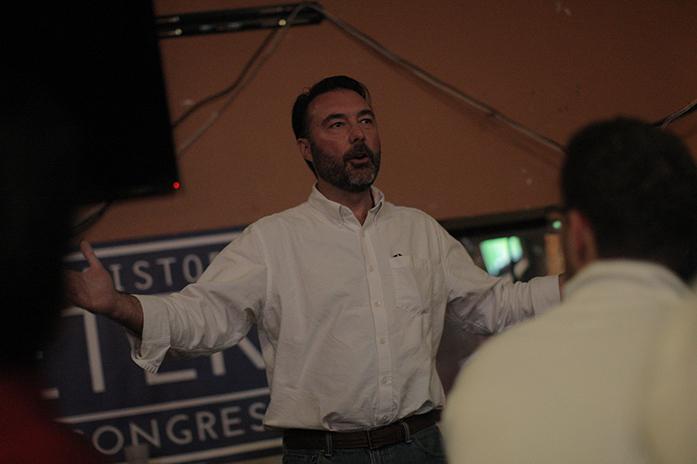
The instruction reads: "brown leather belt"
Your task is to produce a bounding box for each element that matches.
[283,410,440,450]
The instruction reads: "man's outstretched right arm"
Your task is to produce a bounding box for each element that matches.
[64,240,144,335]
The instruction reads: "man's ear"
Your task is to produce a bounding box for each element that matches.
[567,209,598,269]
[297,138,312,162]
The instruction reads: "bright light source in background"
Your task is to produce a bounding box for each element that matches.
[479,236,523,276]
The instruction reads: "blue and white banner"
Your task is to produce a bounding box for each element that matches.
[44,227,282,463]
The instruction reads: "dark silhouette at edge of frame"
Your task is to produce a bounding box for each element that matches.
[0,71,107,463]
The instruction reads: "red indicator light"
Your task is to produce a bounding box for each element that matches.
[172,181,181,190]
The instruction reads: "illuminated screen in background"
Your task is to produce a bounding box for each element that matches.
[479,236,523,276]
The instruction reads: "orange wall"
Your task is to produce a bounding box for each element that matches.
[79,0,697,243]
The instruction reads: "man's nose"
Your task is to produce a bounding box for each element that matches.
[349,123,366,143]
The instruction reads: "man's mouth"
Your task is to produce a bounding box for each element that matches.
[348,155,371,166]
[345,146,373,166]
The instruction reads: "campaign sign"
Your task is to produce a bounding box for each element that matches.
[42,227,282,463]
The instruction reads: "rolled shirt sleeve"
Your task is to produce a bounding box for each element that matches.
[126,225,268,372]
[440,226,560,334]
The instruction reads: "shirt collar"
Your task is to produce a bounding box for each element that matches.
[564,259,691,300]
[307,184,385,226]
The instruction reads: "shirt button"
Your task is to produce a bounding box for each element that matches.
[368,265,374,272]
[379,337,386,345]
[381,377,391,385]
[374,301,381,307]
[381,415,389,422]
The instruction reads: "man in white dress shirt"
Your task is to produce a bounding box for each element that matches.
[66,75,561,463]
[442,117,697,464]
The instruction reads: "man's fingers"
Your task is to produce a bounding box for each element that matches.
[80,240,101,268]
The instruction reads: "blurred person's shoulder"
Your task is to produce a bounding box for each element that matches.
[0,375,108,463]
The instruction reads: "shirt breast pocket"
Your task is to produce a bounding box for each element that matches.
[389,255,432,313]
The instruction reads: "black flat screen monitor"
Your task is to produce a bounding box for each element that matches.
[14,1,180,204]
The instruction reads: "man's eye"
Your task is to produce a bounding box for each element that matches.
[360,118,374,125]
[329,121,345,128]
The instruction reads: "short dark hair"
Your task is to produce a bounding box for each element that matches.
[291,75,371,140]
[562,117,697,281]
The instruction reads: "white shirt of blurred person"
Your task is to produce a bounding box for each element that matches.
[643,279,697,464]
[442,117,697,464]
